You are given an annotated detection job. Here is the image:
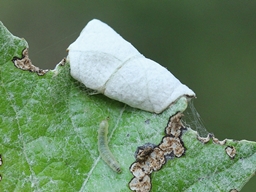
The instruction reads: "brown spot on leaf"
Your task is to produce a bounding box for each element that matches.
[58,57,66,66]
[197,133,212,144]
[225,146,236,159]
[131,146,165,178]
[135,143,155,162]
[159,136,185,157]
[198,133,226,145]
[148,147,166,171]
[129,175,151,192]
[130,161,151,179]
[212,136,226,145]
[12,48,48,75]
[165,112,184,137]
[129,112,186,191]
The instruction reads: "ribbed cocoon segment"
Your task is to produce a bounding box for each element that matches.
[67,19,195,113]
[69,19,140,59]
[68,51,123,92]
[104,57,193,113]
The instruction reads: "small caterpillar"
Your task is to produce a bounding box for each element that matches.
[98,120,121,173]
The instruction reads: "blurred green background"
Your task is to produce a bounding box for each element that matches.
[1,0,255,191]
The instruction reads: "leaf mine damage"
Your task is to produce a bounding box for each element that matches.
[12,48,48,75]
[197,133,227,145]
[197,131,237,161]
[129,112,186,192]
[129,175,151,192]
[135,143,156,163]
[225,146,236,159]
[197,133,237,160]
[129,112,240,192]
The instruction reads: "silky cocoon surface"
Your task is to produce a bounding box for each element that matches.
[67,19,195,113]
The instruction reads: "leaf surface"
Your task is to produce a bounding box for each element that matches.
[0,22,255,192]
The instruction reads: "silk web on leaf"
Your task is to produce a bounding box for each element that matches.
[182,100,209,137]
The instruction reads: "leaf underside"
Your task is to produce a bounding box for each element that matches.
[0,21,255,192]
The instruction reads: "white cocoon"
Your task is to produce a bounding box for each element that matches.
[67,19,195,113]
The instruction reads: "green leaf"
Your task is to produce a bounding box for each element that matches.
[152,130,256,191]
[0,21,255,192]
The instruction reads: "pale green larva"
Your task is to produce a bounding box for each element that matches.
[98,120,121,173]
[67,19,195,114]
